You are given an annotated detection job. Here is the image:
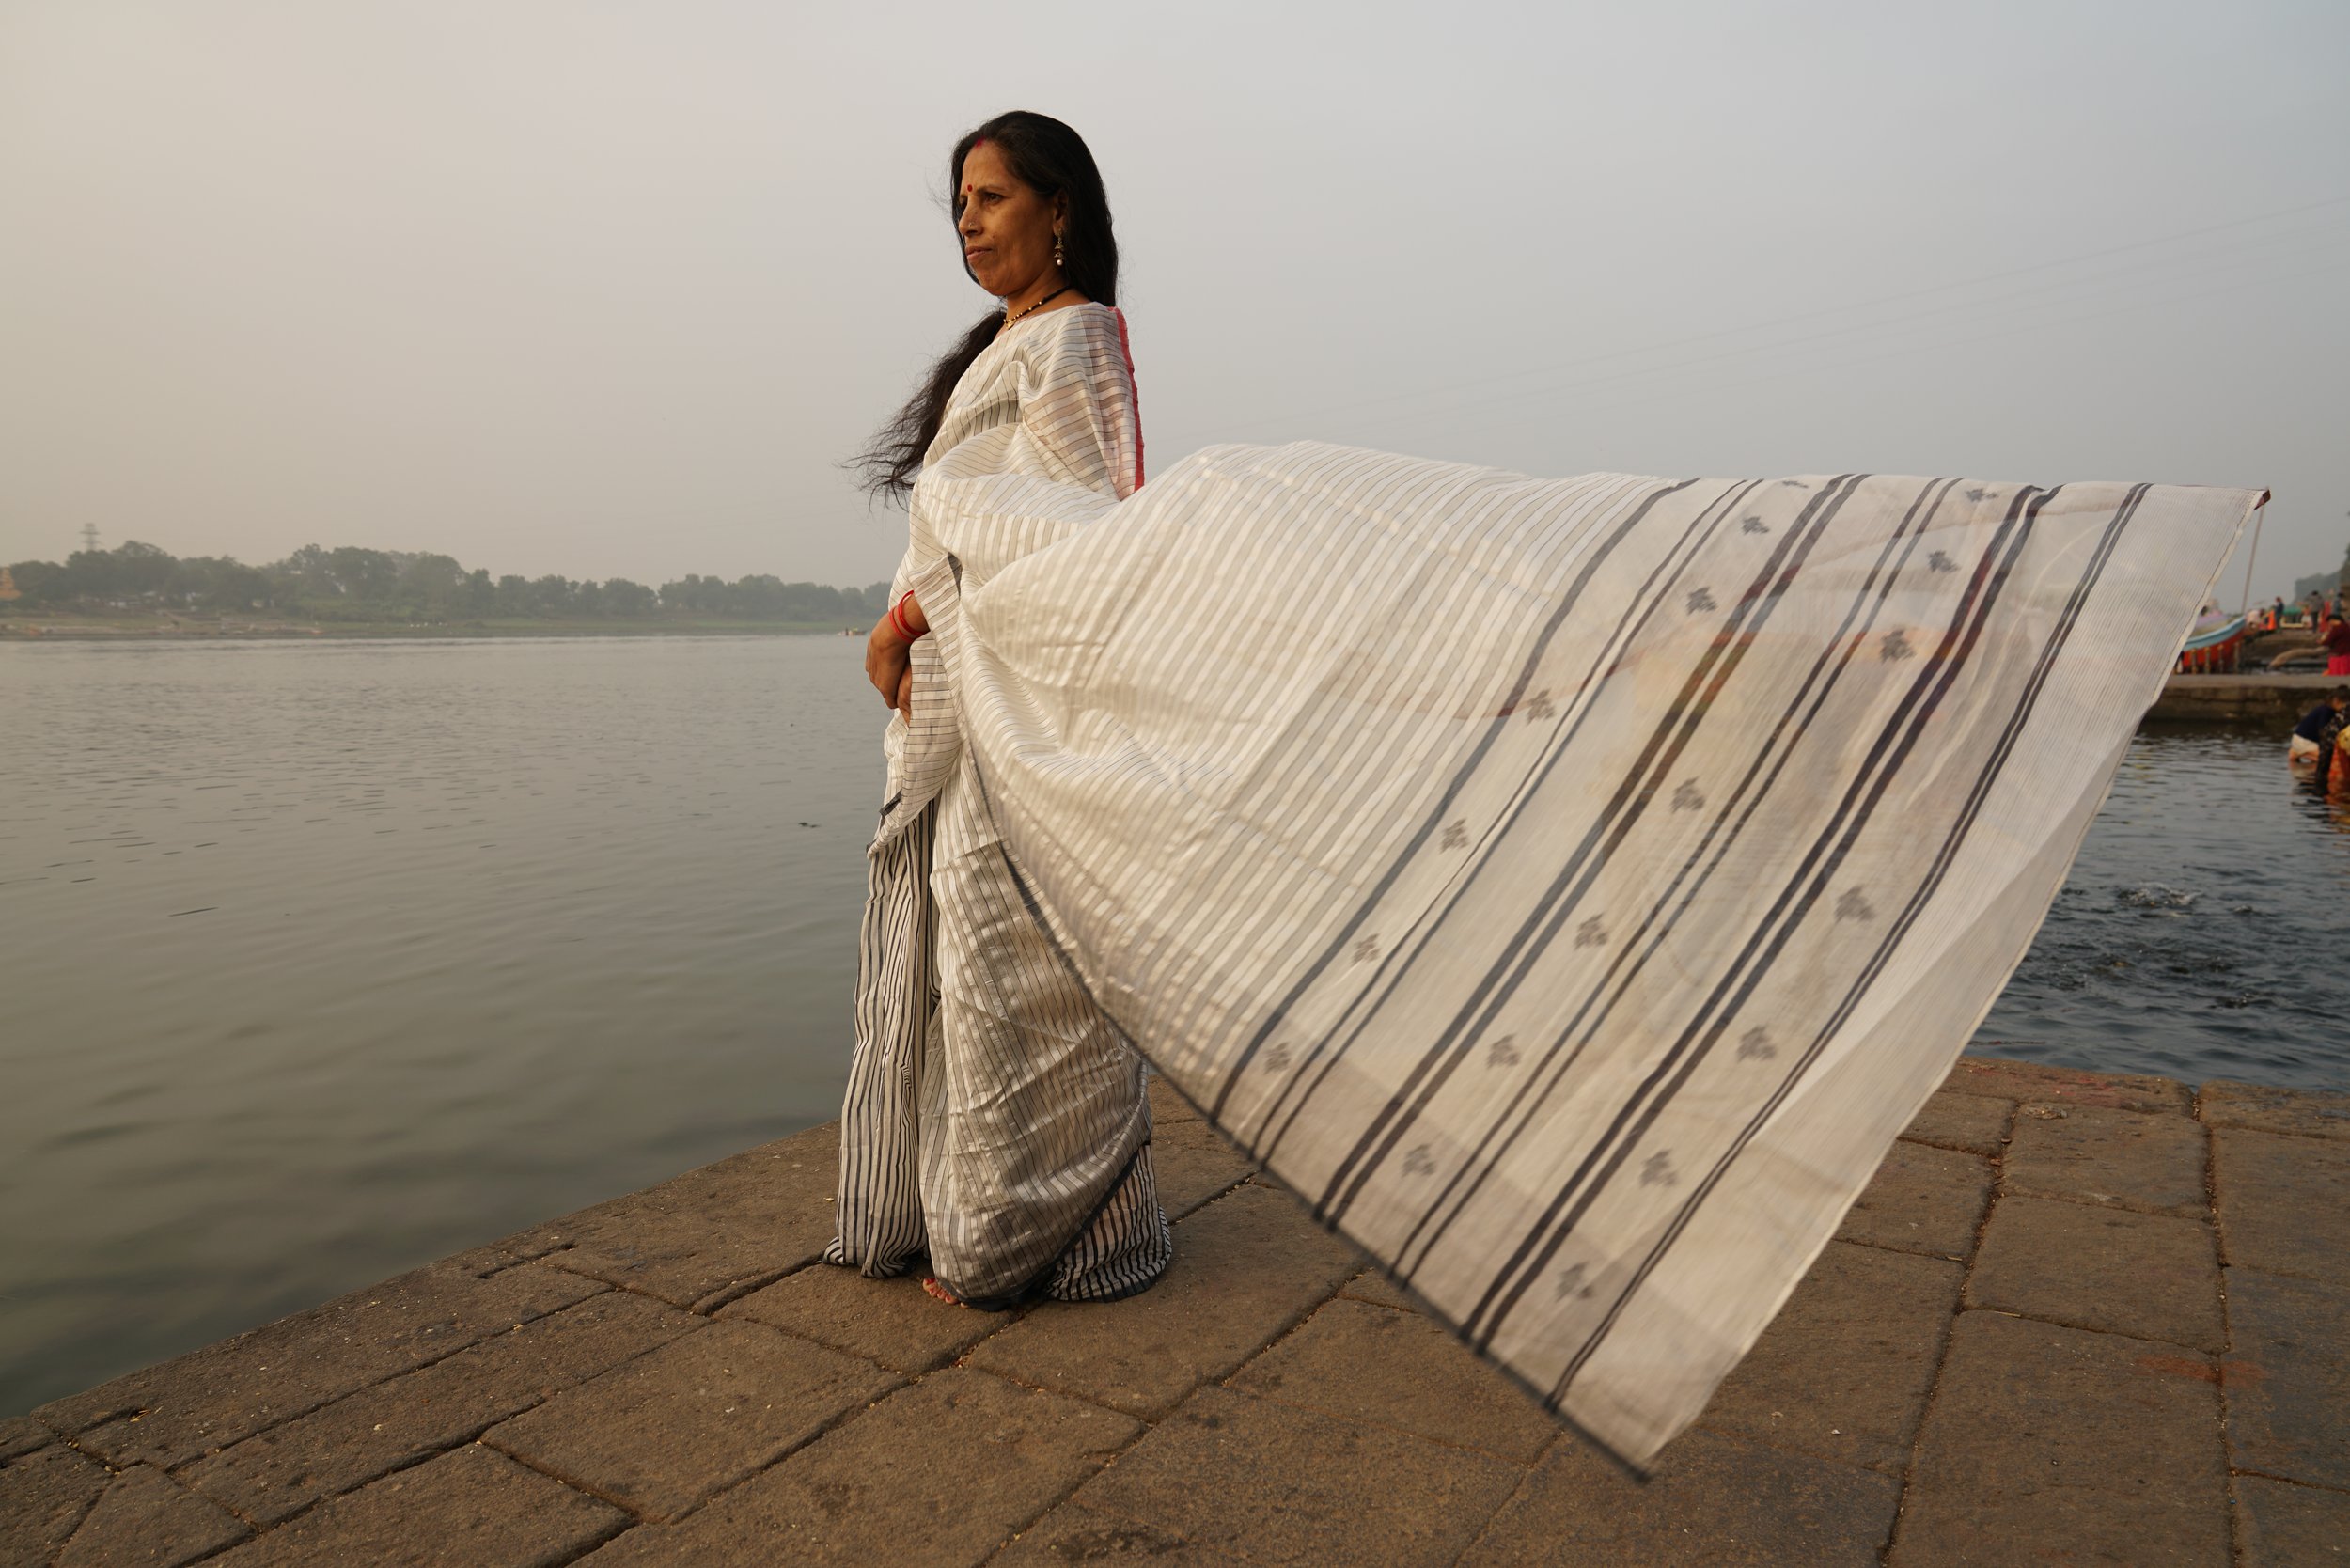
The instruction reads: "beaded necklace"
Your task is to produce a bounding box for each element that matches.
[1002,284,1072,329]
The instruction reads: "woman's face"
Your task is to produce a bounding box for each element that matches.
[956,141,1061,300]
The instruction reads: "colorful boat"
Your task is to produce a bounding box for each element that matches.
[2176,611,2248,674]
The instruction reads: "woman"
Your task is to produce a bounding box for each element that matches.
[826,112,1166,1308]
[2322,602,2350,676]
[830,111,2265,1469]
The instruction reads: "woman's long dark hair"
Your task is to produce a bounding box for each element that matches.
[855,111,1119,502]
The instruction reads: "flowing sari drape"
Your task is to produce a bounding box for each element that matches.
[834,305,2259,1466]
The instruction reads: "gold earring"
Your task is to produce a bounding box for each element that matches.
[1054,233,1065,266]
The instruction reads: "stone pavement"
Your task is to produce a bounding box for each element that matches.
[7,1057,2346,1567]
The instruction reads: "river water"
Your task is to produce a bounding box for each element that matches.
[2,636,2343,1412]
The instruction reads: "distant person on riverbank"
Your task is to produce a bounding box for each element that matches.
[2323,611,2350,676]
[2289,687,2347,767]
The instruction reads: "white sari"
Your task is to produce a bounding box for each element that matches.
[832,303,2259,1466]
[828,303,1168,1309]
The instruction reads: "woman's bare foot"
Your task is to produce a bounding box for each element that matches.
[921,1276,963,1306]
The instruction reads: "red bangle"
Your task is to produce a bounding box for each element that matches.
[888,591,925,642]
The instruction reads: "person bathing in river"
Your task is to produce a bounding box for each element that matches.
[2289,686,2348,770]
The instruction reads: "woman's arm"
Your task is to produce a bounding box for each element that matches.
[865,590,929,718]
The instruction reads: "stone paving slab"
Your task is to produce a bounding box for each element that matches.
[1146,1074,1200,1124]
[1337,1264,1418,1312]
[205,1443,627,1568]
[8,1056,2348,1568]
[1696,1240,1961,1473]
[1966,1194,2225,1353]
[1066,1384,1525,1568]
[1943,1055,2194,1113]
[1896,1088,2013,1157]
[1,1444,113,1566]
[1460,1424,1901,1568]
[494,1126,842,1312]
[1834,1140,1993,1258]
[1228,1296,1558,1463]
[51,1464,246,1568]
[2004,1099,2210,1216]
[990,1498,1248,1567]
[0,1419,51,1464]
[180,1290,699,1526]
[31,1262,603,1471]
[2231,1473,2350,1566]
[2213,1126,2350,1286]
[966,1182,1361,1419]
[2201,1079,2350,1142]
[481,1321,899,1523]
[719,1264,1010,1375]
[581,1369,1136,1567]
[2221,1267,2350,1492]
[1150,1116,1259,1218]
[1890,1311,2230,1567]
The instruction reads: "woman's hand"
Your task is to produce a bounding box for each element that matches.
[866,593,926,722]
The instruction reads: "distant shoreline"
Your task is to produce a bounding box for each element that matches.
[0,616,868,641]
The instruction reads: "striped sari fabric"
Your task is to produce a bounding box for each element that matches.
[829,304,1172,1308]
[893,431,2258,1468]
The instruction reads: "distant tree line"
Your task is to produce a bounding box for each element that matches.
[1,541,891,625]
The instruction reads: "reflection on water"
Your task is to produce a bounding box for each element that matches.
[1976,727,2349,1090]
[1,642,2342,1413]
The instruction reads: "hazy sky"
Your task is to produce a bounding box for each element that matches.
[3,1,2344,598]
